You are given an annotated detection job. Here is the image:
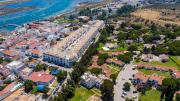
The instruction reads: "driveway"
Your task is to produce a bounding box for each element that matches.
[114,63,138,101]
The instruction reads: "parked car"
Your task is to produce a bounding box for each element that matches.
[129,78,132,80]
[121,95,125,98]
[133,96,137,99]
[122,91,127,95]
[133,91,138,93]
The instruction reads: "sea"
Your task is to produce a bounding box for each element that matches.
[0,0,102,32]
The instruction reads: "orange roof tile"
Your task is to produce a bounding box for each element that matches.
[28,71,54,83]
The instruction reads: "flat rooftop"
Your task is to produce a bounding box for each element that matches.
[45,20,104,60]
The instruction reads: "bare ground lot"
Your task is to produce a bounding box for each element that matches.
[131,8,180,26]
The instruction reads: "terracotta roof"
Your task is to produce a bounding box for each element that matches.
[0,82,15,96]
[134,72,149,82]
[28,71,54,83]
[2,50,16,57]
[101,64,112,77]
[31,49,40,55]
[149,74,164,85]
[174,71,180,78]
[106,58,124,66]
[28,59,38,64]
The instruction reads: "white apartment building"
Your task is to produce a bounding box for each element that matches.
[43,20,104,67]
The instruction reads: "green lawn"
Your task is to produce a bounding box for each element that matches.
[135,58,180,70]
[138,69,172,78]
[91,88,101,96]
[97,43,104,50]
[110,46,128,52]
[140,89,163,101]
[107,64,121,74]
[54,18,79,24]
[70,86,95,101]
[170,56,180,67]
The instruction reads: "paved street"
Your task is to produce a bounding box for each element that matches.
[40,60,73,73]
[114,63,138,101]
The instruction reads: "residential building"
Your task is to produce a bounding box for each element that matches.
[80,72,108,89]
[6,61,24,72]
[27,71,55,86]
[132,72,164,88]
[28,59,40,68]
[43,20,104,67]
[106,58,125,67]
[0,65,11,77]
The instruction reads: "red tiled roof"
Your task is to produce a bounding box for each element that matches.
[106,58,124,66]
[28,71,54,83]
[0,82,15,96]
[134,72,149,82]
[31,49,40,55]
[149,74,164,85]
[174,71,180,78]
[101,64,112,77]
[2,50,16,57]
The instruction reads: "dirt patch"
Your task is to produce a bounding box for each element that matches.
[131,9,180,26]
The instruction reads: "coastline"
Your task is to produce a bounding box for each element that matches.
[50,0,113,21]
[0,0,112,33]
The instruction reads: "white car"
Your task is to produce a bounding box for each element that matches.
[133,96,137,99]
[122,91,127,95]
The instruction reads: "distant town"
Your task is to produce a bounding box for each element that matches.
[0,0,179,101]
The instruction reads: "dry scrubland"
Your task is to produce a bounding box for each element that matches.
[131,8,180,26]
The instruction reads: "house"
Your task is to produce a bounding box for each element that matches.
[27,71,55,86]
[90,56,112,77]
[148,74,164,88]
[106,58,125,67]
[28,59,40,68]
[0,50,17,58]
[19,67,33,79]
[6,61,24,72]
[30,49,41,58]
[80,72,108,89]
[173,71,180,78]
[0,82,15,100]
[159,54,169,62]
[132,72,164,88]
[0,65,11,77]
[104,43,118,49]
[132,72,149,85]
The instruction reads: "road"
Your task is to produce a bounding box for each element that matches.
[40,60,73,73]
[114,63,138,101]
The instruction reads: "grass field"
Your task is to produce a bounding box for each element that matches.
[70,86,95,101]
[135,58,180,70]
[107,64,121,74]
[170,56,180,66]
[138,69,172,78]
[140,89,163,101]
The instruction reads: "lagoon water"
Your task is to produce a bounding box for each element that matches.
[0,0,102,31]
